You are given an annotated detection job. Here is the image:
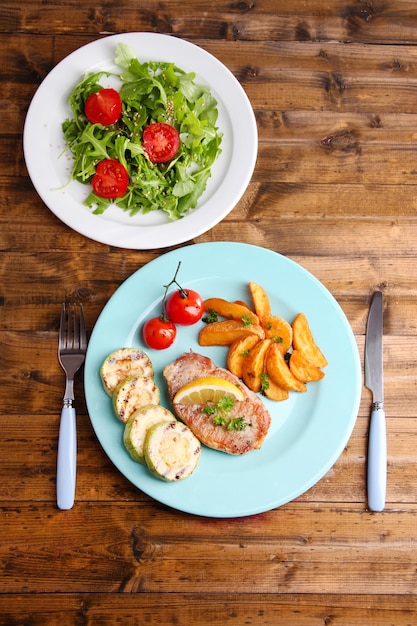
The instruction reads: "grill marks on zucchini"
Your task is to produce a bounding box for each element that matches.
[100,348,153,395]
[144,421,201,481]
[123,404,175,464]
[113,375,160,423]
[101,348,200,482]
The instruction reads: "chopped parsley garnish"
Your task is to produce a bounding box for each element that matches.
[202,394,249,431]
[202,308,219,324]
[241,314,253,327]
[212,414,229,427]
[226,417,248,431]
[260,372,270,392]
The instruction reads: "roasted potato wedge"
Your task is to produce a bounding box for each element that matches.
[262,376,289,402]
[249,282,271,323]
[227,334,261,378]
[198,319,265,346]
[242,339,272,392]
[292,313,328,368]
[234,300,251,308]
[266,343,307,392]
[262,315,293,354]
[289,349,325,382]
[203,297,259,325]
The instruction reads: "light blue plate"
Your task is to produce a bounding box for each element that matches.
[84,242,362,517]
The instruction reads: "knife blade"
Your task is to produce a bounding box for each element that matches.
[365,290,386,512]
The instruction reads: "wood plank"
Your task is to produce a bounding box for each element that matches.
[0,592,416,626]
[5,1,417,44]
[2,182,417,258]
[1,502,417,594]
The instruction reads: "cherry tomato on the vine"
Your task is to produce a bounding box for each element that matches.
[91,159,129,199]
[166,289,204,326]
[142,316,177,350]
[142,122,180,163]
[84,88,122,125]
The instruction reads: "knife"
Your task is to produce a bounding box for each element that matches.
[365,290,386,512]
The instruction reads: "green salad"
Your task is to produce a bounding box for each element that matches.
[62,42,222,220]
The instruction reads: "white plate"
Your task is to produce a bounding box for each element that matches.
[84,243,362,518]
[23,33,257,249]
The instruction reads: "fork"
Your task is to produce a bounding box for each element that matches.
[57,302,87,510]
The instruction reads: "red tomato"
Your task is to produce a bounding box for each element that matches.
[91,159,129,199]
[143,317,177,350]
[142,123,180,163]
[84,88,122,125]
[165,289,204,326]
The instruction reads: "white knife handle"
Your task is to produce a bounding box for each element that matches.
[367,403,386,512]
[56,405,77,510]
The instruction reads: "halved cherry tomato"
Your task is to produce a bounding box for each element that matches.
[84,88,122,125]
[143,317,177,350]
[91,159,129,199]
[166,289,204,326]
[142,122,180,163]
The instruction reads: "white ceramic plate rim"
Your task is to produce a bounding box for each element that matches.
[23,33,257,249]
[84,242,362,518]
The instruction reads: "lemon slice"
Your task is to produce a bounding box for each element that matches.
[173,376,245,405]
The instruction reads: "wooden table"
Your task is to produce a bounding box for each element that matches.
[2,1,417,623]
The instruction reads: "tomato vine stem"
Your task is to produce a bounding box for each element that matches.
[162,261,188,309]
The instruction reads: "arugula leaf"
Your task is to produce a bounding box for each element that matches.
[114,42,136,69]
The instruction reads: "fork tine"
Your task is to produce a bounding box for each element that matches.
[69,303,77,350]
[69,303,76,349]
[79,303,87,351]
[59,302,66,350]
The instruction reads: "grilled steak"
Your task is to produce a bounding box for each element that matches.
[163,352,271,455]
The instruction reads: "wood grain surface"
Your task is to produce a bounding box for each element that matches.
[2,1,417,624]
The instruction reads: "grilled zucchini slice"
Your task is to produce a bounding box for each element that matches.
[123,404,176,464]
[100,348,153,396]
[112,375,160,423]
[144,421,201,481]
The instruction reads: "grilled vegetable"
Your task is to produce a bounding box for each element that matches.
[112,375,160,423]
[100,348,153,395]
[123,404,176,464]
[143,421,201,481]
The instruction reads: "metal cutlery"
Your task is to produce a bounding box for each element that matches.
[57,302,87,510]
[364,291,386,512]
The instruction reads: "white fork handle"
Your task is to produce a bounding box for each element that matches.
[57,406,76,510]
